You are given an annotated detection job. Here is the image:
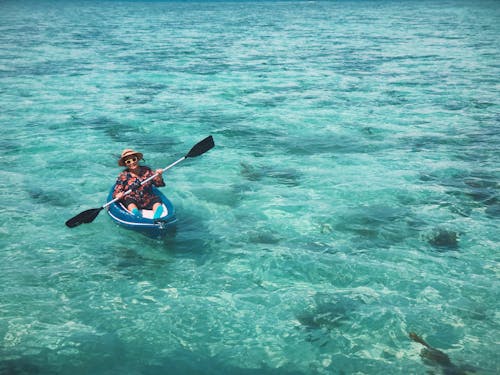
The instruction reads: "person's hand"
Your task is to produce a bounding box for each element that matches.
[155,169,163,175]
[116,192,124,199]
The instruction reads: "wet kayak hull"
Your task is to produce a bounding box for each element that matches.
[106,186,177,239]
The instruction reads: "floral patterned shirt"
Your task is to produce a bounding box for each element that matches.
[113,166,165,208]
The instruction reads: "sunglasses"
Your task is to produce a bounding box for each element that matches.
[124,157,138,165]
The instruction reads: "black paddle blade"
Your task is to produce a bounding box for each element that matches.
[185,135,214,158]
[65,207,103,228]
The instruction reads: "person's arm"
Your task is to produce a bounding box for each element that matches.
[113,172,128,199]
[152,168,166,187]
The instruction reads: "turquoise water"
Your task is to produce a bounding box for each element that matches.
[1,0,499,373]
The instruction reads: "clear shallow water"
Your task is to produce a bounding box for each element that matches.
[1,0,499,374]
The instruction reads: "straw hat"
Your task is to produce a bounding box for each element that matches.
[118,149,143,166]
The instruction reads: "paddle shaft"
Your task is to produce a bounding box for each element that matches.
[102,156,186,209]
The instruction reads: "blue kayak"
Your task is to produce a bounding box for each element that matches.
[106,185,177,239]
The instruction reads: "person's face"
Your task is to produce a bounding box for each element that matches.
[124,156,138,168]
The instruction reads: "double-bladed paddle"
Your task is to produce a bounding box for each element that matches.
[65,135,215,228]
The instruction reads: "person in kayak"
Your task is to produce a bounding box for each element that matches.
[113,149,165,219]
